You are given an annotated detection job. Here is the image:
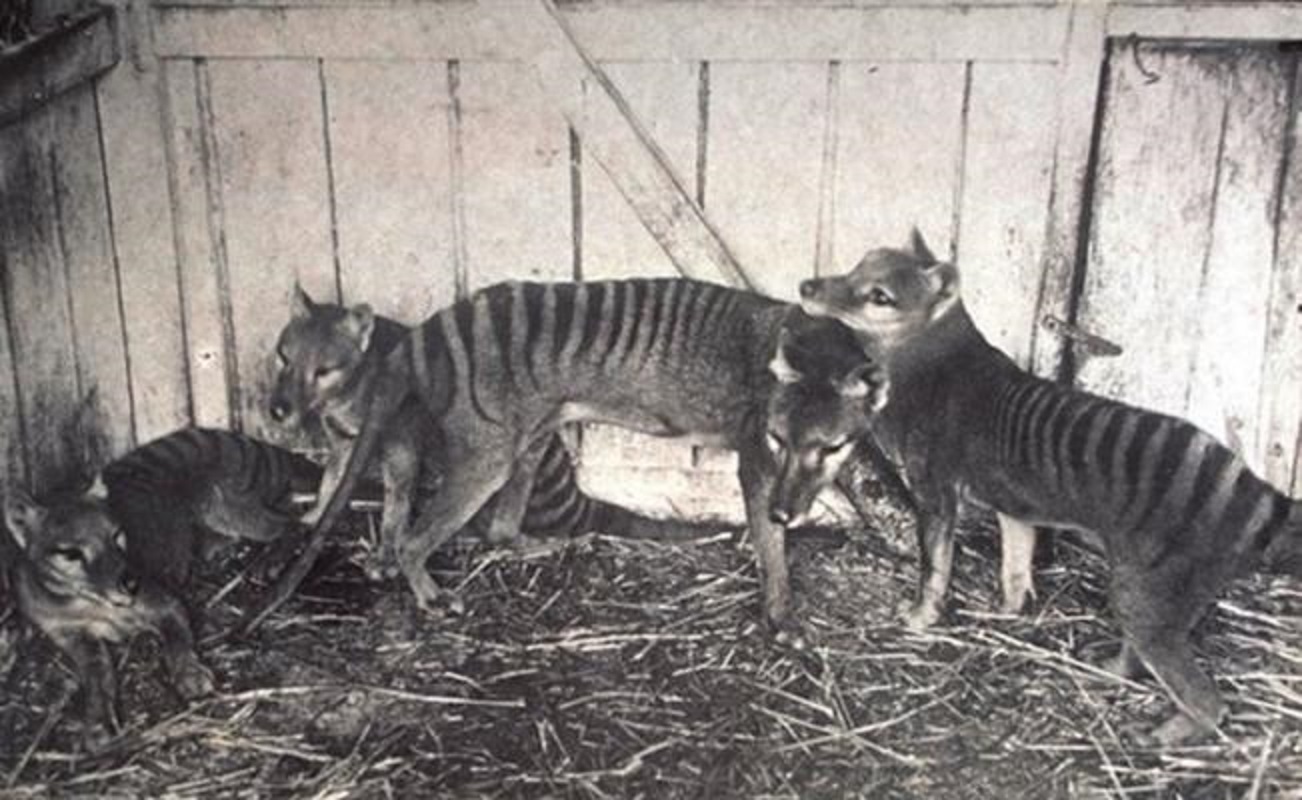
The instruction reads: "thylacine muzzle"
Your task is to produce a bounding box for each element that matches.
[764,312,889,529]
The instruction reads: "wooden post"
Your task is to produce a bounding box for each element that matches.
[1029,0,1108,381]
[477,0,756,290]
[95,0,191,442]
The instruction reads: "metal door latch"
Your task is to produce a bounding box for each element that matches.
[1041,315,1123,358]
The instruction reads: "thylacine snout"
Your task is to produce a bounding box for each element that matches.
[764,312,889,529]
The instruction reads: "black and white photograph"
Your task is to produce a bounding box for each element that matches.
[1,0,1301,795]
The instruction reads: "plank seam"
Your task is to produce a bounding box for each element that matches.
[48,146,86,405]
[158,58,201,430]
[814,59,841,277]
[949,60,973,264]
[695,60,709,208]
[317,58,344,304]
[1055,39,1113,385]
[447,59,469,300]
[195,58,243,431]
[570,125,583,281]
[91,84,140,447]
[1181,90,1230,418]
[0,249,30,486]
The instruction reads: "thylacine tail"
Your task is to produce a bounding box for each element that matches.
[522,435,732,541]
[1263,499,1302,577]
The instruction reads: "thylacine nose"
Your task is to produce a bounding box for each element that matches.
[799,279,822,300]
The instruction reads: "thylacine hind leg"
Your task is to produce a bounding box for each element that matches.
[395,445,515,613]
[1111,562,1226,745]
[483,435,551,546]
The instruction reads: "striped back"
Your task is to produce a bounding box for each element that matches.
[991,374,1290,552]
[102,428,321,509]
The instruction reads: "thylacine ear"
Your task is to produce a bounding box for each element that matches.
[907,227,937,264]
[926,262,960,320]
[836,362,890,413]
[4,487,47,552]
[292,283,316,320]
[767,331,802,385]
[343,304,376,352]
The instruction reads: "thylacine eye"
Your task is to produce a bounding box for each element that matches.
[821,438,853,457]
[112,528,127,551]
[861,287,896,307]
[765,431,785,453]
[313,366,336,380]
[276,348,288,366]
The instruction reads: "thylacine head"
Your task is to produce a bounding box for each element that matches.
[764,312,889,528]
[5,486,215,748]
[269,285,378,429]
[798,228,960,348]
[6,487,138,611]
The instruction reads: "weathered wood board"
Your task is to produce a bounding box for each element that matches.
[95,31,191,443]
[1076,42,1292,479]
[1263,57,1302,494]
[705,62,829,301]
[47,83,135,462]
[326,60,457,323]
[204,59,336,439]
[458,61,574,289]
[580,61,700,282]
[163,59,234,431]
[0,97,87,491]
[830,62,966,274]
[956,62,1058,366]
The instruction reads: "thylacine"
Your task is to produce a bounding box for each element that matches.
[101,426,325,589]
[273,279,888,636]
[269,289,744,573]
[797,229,1302,744]
[5,488,215,749]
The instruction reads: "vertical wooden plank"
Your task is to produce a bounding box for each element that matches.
[581,61,699,281]
[460,61,574,288]
[1074,43,1226,419]
[206,59,335,438]
[0,105,84,491]
[1030,0,1107,378]
[706,62,829,300]
[162,58,232,431]
[1266,60,1302,494]
[96,29,191,442]
[0,274,24,488]
[1185,52,1289,472]
[956,62,1058,366]
[49,83,134,462]
[831,63,967,275]
[326,60,457,322]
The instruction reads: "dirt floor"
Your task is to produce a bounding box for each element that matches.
[1,502,1301,798]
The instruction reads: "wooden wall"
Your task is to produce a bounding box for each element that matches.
[2,1,1301,507]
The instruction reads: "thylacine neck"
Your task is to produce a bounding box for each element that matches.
[876,300,992,387]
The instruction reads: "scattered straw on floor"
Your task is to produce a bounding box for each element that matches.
[2,505,1300,798]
